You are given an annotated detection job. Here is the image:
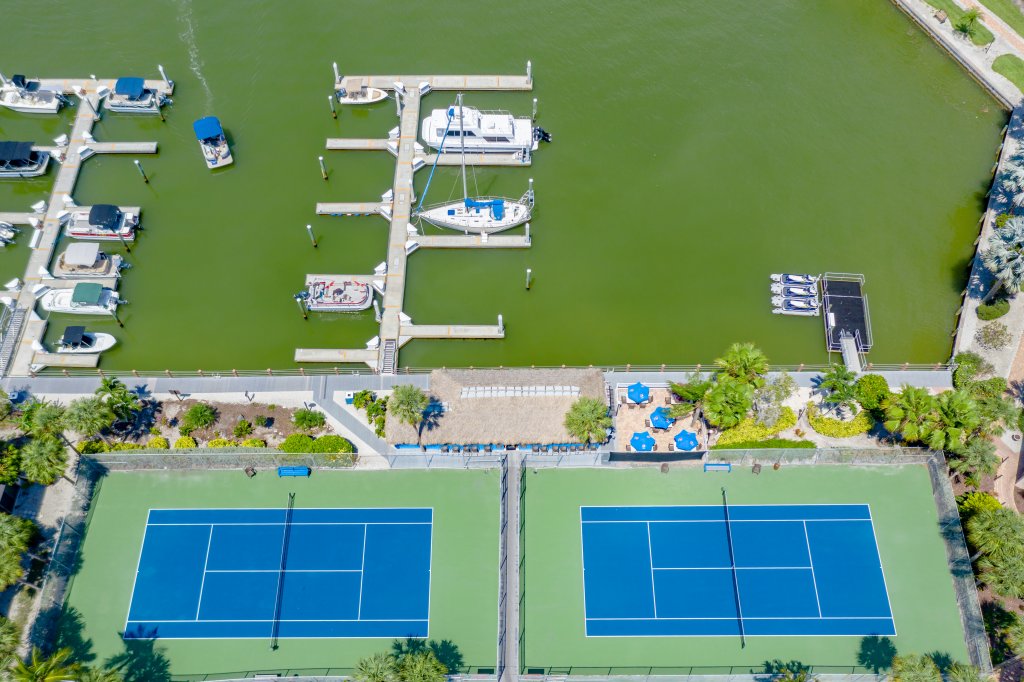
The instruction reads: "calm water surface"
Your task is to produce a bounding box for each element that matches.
[0,0,1006,370]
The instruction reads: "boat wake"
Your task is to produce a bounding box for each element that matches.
[176,0,213,107]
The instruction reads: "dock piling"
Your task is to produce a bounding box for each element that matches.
[134,159,149,184]
[332,62,340,83]
[294,293,308,320]
[318,156,328,181]
[158,64,170,88]
[525,222,531,244]
[527,60,532,81]
[328,95,337,119]
[532,98,537,120]
[306,224,318,248]
[526,268,532,290]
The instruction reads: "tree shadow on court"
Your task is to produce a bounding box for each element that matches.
[106,632,171,682]
[937,520,975,580]
[927,651,954,672]
[762,660,809,676]
[857,635,897,674]
[54,607,95,665]
[392,638,465,673]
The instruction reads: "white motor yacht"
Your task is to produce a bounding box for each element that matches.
[37,282,123,315]
[421,105,537,154]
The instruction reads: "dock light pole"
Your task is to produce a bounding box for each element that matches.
[332,62,340,83]
[111,306,124,328]
[306,224,318,248]
[294,292,308,321]
[318,156,328,181]
[328,95,337,119]
[134,159,149,184]
[526,268,532,290]
[532,98,537,120]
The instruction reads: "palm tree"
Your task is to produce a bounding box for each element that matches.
[978,549,1024,599]
[946,663,983,682]
[883,386,936,443]
[703,378,754,429]
[0,615,20,658]
[714,342,769,386]
[78,666,125,682]
[982,216,1024,298]
[398,650,447,682]
[818,364,858,416]
[978,394,1021,438]
[890,654,941,682]
[924,390,981,454]
[1002,161,1024,197]
[949,437,1000,487]
[564,398,612,444]
[668,379,712,423]
[965,507,1024,560]
[94,378,140,422]
[355,652,399,682]
[64,396,116,446]
[389,385,429,442]
[19,436,68,486]
[9,646,79,682]
[956,7,982,35]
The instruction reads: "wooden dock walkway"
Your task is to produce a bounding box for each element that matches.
[400,323,504,343]
[412,234,530,248]
[0,213,39,227]
[3,80,158,377]
[293,348,378,365]
[315,202,386,216]
[421,152,530,167]
[326,138,390,151]
[336,73,533,92]
[30,352,99,369]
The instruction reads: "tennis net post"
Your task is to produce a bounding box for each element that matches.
[721,486,746,648]
[270,492,296,650]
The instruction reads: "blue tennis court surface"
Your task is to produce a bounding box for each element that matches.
[581,504,894,637]
[125,508,432,640]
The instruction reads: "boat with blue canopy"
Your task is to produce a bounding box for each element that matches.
[193,116,233,169]
[0,141,49,178]
[105,77,167,114]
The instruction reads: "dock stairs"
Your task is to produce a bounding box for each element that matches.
[0,308,27,376]
[839,330,863,374]
[380,339,397,375]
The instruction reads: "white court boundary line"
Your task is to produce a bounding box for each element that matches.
[194,526,214,621]
[803,520,823,618]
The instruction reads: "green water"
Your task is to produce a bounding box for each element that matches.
[1,0,1006,370]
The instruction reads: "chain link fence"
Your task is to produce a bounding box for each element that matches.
[85,449,356,471]
[385,451,607,469]
[706,447,934,466]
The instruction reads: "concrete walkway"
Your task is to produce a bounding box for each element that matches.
[995,435,1023,510]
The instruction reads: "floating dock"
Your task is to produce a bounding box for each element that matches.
[300,67,535,372]
[822,273,872,372]
[0,77,161,376]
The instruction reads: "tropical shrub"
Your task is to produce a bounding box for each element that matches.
[311,435,354,453]
[967,507,1024,598]
[807,403,873,438]
[855,374,890,411]
[180,403,217,435]
[978,299,1010,321]
[254,415,269,427]
[976,322,1012,350]
[954,351,994,389]
[0,444,20,486]
[957,491,1003,518]
[0,513,35,590]
[233,419,254,438]
[173,436,197,449]
[564,398,612,443]
[241,438,267,448]
[293,408,326,431]
[711,438,815,450]
[353,390,376,410]
[715,408,796,447]
[279,433,314,453]
[704,378,754,429]
[207,438,235,448]
[147,436,170,449]
[714,342,769,386]
[997,212,1013,228]
[374,415,386,438]
[366,396,388,423]
[79,440,105,455]
[891,654,941,682]
[106,442,145,451]
[752,373,796,428]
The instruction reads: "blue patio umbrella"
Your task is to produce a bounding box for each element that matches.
[674,429,699,451]
[627,382,650,404]
[630,431,656,452]
[650,406,675,430]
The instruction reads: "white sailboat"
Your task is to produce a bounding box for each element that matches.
[415,94,533,234]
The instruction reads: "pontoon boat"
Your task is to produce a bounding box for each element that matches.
[0,142,50,178]
[53,243,124,278]
[37,283,123,315]
[193,116,233,169]
[105,77,166,114]
[305,276,376,312]
[65,205,137,241]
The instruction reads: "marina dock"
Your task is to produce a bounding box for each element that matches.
[0,213,38,226]
[302,68,533,372]
[822,273,873,372]
[0,78,161,376]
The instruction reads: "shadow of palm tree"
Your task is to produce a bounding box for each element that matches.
[107,633,171,682]
[390,638,464,672]
[54,606,94,665]
[857,635,897,674]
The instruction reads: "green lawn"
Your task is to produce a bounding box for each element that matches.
[993,53,1024,90]
[59,469,499,678]
[924,0,995,44]
[979,0,1024,38]
[521,466,968,673]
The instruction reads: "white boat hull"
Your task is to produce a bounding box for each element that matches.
[104,92,166,114]
[200,140,233,169]
[305,278,375,312]
[0,153,50,179]
[39,289,119,315]
[0,89,62,114]
[57,332,117,354]
[421,105,536,154]
[336,87,387,105]
[418,197,531,233]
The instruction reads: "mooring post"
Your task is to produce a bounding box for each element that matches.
[328,95,337,119]
[134,159,149,184]
[498,314,504,333]
[527,60,532,81]
[294,293,308,320]
[306,224,318,248]
[526,268,532,290]
[318,156,328,181]
[158,64,170,88]
[525,222,531,244]
[332,62,340,83]
[532,97,538,120]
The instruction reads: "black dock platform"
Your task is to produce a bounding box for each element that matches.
[822,273,872,352]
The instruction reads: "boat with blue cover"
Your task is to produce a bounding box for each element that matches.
[0,141,49,178]
[105,77,167,114]
[193,116,233,169]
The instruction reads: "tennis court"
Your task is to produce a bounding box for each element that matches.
[125,506,432,640]
[581,502,894,638]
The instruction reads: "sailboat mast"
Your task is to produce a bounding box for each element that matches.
[458,93,467,201]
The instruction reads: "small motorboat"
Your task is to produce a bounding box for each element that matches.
[0,74,65,114]
[36,282,124,315]
[771,295,819,309]
[0,141,50,178]
[55,325,116,354]
[771,273,819,286]
[53,242,125,278]
[193,116,233,169]
[421,104,539,154]
[65,204,137,241]
[772,296,821,316]
[104,77,167,114]
[335,78,387,105]
[769,284,817,298]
